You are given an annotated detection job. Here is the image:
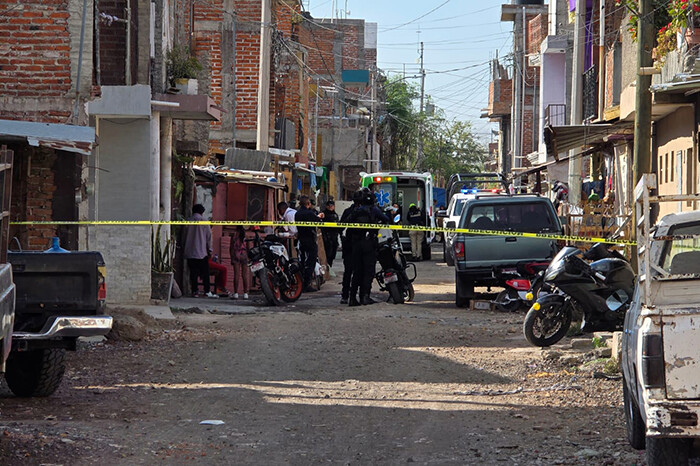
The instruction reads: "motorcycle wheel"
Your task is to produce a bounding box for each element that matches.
[405,282,415,302]
[281,270,303,303]
[258,269,281,306]
[523,300,572,347]
[495,288,522,313]
[388,282,404,304]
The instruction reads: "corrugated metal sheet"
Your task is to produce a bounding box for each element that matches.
[193,166,286,190]
[0,119,95,155]
[544,121,634,155]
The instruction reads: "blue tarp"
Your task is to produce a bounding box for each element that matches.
[433,187,446,208]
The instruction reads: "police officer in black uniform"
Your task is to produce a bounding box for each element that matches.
[295,195,324,292]
[339,191,362,304]
[347,188,390,307]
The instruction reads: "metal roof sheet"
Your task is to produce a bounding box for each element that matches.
[0,119,95,155]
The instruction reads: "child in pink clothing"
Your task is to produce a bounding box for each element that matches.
[230,226,251,299]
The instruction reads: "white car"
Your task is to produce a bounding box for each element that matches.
[438,193,474,266]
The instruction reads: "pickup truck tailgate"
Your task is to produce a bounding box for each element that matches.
[463,236,558,266]
[662,310,700,400]
[8,251,103,313]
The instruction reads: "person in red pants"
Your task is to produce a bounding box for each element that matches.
[208,257,230,297]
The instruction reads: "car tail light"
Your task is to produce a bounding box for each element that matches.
[454,241,465,260]
[97,266,107,301]
[642,333,665,388]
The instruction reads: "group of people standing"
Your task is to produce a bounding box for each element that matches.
[181,189,403,304]
[180,204,251,299]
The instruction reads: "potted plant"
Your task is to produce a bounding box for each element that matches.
[151,225,175,302]
[166,45,202,95]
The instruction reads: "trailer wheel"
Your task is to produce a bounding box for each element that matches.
[5,348,66,397]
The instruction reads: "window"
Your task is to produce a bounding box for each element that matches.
[687,148,695,207]
[462,202,557,233]
[246,185,267,222]
[454,198,466,217]
[659,153,665,185]
[665,153,669,183]
[670,151,675,182]
[661,222,700,275]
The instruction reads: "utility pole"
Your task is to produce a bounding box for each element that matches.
[512,9,523,178]
[633,0,653,186]
[232,11,237,148]
[256,0,272,151]
[417,41,425,169]
[314,78,319,163]
[568,0,585,206]
[597,0,606,122]
[370,67,377,172]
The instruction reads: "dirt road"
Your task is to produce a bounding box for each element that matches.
[0,252,644,465]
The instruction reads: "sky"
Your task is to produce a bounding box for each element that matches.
[305,0,515,143]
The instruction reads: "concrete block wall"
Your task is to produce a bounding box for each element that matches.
[92,225,152,304]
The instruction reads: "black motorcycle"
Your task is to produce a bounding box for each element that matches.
[375,227,416,304]
[523,243,635,347]
[247,229,303,306]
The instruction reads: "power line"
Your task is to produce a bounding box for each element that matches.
[380,0,452,33]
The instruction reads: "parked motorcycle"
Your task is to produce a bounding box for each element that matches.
[375,223,416,304]
[523,243,634,347]
[247,229,303,306]
[492,262,550,312]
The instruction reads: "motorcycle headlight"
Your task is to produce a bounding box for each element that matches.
[544,269,559,282]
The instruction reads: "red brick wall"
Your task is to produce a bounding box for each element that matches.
[10,147,58,250]
[0,1,72,103]
[183,0,306,152]
[97,0,129,85]
[527,14,547,55]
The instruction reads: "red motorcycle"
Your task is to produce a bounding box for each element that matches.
[492,262,550,312]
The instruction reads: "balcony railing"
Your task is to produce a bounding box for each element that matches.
[544,104,567,127]
[582,65,598,122]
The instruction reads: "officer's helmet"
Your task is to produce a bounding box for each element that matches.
[361,187,374,206]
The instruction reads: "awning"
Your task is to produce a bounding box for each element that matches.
[194,166,286,190]
[0,119,96,155]
[543,121,634,157]
[517,145,602,178]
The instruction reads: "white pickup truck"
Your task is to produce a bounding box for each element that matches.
[622,174,700,465]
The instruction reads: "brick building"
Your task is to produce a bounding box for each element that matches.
[297,17,378,199]
[0,0,220,304]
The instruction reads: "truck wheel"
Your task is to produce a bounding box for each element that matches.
[646,437,691,466]
[623,376,646,450]
[455,273,474,308]
[5,349,66,397]
[443,242,454,266]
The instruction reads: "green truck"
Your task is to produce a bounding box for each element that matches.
[449,194,562,307]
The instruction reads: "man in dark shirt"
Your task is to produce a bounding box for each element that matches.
[321,200,340,268]
[339,192,361,304]
[295,195,324,292]
[347,188,390,306]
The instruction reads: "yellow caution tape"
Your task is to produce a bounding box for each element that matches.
[9,220,636,245]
